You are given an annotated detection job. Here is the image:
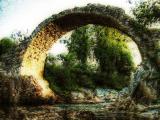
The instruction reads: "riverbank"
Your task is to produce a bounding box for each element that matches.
[0,103,159,120]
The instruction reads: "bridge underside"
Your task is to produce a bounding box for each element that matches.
[0,4,159,104]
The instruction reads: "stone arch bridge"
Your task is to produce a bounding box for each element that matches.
[0,4,160,104]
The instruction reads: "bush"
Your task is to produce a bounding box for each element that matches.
[44,25,135,92]
[133,0,160,26]
[44,54,96,95]
[93,26,134,89]
[0,37,17,56]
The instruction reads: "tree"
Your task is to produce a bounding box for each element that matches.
[62,25,134,89]
[0,37,17,56]
[133,0,160,26]
[93,26,134,89]
[57,53,77,68]
[45,24,134,90]
[67,25,95,64]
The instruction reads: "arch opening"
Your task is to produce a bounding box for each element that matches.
[19,4,146,101]
[44,24,142,99]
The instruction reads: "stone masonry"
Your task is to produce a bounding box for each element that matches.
[0,4,159,104]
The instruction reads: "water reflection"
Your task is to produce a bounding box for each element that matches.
[0,104,159,120]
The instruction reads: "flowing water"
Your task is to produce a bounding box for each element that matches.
[0,103,159,120]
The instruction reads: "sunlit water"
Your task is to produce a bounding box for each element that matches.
[0,103,158,120]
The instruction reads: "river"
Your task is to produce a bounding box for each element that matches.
[0,103,159,120]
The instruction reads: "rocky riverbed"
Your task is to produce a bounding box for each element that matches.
[1,84,159,120]
[57,87,128,104]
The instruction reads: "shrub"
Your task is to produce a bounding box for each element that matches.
[0,37,17,56]
[44,25,135,92]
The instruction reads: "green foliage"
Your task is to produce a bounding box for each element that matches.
[93,26,134,89]
[0,37,17,56]
[0,31,28,58]
[57,53,77,67]
[133,0,160,26]
[67,25,95,64]
[44,25,135,92]
[44,54,96,96]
